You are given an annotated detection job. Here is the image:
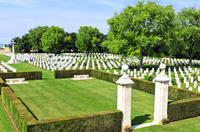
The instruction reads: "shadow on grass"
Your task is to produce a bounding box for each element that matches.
[132,114,151,125]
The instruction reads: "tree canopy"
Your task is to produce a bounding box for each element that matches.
[103,1,175,66]
[28,26,49,52]
[75,26,103,53]
[41,26,70,53]
[175,8,200,65]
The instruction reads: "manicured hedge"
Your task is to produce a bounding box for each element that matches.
[168,86,200,100]
[1,86,36,132]
[55,70,200,101]
[0,71,42,80]
[55,70,91,78]
[28,110,122,132]
[2,81,122,132]
[90,69,120,83]
[168,97,200,121]
[0,77,5,95]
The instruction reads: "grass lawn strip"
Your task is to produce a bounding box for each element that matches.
[135,116,200,132]
[0,96,15,132]
[10,78,154,125]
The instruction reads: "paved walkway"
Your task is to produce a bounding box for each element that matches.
[132,122,158,130]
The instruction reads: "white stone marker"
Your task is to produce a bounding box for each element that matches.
[154,63,170,124]
[116,64,134,131]
[8,39,18,64]
[198,86,200,93]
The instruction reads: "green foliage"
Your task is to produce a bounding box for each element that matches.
[103,1,175,65]
[76,26,104,53]
[3,84,122,132]
[28,26,49,52]
[144,75,155,82]
[160,118,169,125]
[66,32,78,52]
[170,8,200,64]
[28,110,122,132]
[55,70,91,78]
[168,86,200,101]
[41,26,70,53]
[0,77,5,95]
[1,86,36,132]
[0,71,42,80]
[13,34,32,53]
[168,97,200,121]
[55,69,200,101]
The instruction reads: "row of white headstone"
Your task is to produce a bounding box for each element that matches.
[1,61,16,72]
[6,52,200,67]
[7,53,200,92]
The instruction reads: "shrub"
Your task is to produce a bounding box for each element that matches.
[161,118,169,125]
[28,110,122,132]
[0,77,5,95]
[1,86,36,132]
[55,69,200,101]
[168,97,200,121]
[2,80,122,132]
[144,75,155,82]
[0,71,42,80]
[55,70,91,78]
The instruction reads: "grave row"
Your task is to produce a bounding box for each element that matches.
[4,53,200,92]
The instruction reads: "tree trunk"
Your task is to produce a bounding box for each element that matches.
[189,55,192,66]
[140,57,143,68]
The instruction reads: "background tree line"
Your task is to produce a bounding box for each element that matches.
[13,26,107,54]
[12,1,200,66]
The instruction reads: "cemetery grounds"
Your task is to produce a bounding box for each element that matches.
[0,54,200,131]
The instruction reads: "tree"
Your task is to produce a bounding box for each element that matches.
[28,26,49,52]
[13,34,32,53]
[12,37,21,53]
[176,8,200,65]
[41,26,70,53]
[62,32,77,52]
[75,26,103,53]
[103,1,175,67]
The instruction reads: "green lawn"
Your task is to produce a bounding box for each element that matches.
[0,97,15,132]
[135,116,200,132]
[10,78,155,125]
[0,54,54,79]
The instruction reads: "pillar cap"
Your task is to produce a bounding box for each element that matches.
[116,64,134,85]
[154,63,170,82]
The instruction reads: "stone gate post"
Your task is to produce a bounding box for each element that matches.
[154,64,170,124]
[116,64,133,131]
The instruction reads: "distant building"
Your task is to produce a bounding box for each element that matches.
[0,44,10,53]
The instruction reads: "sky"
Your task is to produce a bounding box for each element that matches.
[0,0,200,44]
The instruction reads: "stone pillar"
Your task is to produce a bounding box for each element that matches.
[154,64,170,124]
[116,64,133,131]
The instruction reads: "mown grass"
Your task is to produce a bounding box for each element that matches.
[135,116,200,132]
[0,97,15,132]
[10,78,155,125]
[0,54,54,79]
[1,54,200,131]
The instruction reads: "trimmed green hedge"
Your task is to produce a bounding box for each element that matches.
[168,97,200,121]
[168,86,200,100]
[54,69,200,122]
[1,86,36,132]
[55,70,200,101]
[90,69,120,83]
[0,77,5,95]
[2,79,122,132]
[0,71,42,80]
[55,70,91,78]
[28,110,122,132]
